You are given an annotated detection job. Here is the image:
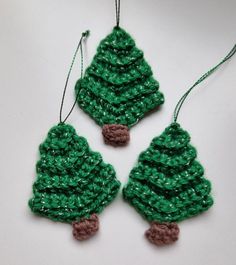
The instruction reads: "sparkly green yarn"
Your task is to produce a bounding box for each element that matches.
[28,123,121,223]
[75,27,164,128]
[123,123,213,223]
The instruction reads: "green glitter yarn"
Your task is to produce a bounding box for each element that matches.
[123,123,213,223]
[29,123,121,223]
[75,27,164,128]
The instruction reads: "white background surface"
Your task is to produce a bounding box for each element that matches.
[0,0,236,264]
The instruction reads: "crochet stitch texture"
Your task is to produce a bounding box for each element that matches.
[123,123,213,223]
[75,26,164,145]
[145,222,179,246]
[29,123,120,224]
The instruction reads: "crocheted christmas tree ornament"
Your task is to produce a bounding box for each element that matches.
[123,122,213,246]
[75,26,164,146]
[29,123,121,240]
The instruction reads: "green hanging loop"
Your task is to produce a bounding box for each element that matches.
[115,0,121,27]
[173,44,236,122]
[59,30,90,124]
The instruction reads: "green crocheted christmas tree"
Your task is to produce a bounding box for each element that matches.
[123,123,213,245]
[29,123,120,240]
[75,27,164,146]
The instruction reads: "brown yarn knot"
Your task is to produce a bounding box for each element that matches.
[145,222,179,246]
[102,124,130,146]
[72,214,99,241]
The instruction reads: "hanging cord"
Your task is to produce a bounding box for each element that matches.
[59,30,89,124]
[115,0,121,27]
[173,44,236,122]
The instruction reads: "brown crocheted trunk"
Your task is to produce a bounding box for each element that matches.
[102,124,130,146]
[72,214,99,241]
[145,222,179,246]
